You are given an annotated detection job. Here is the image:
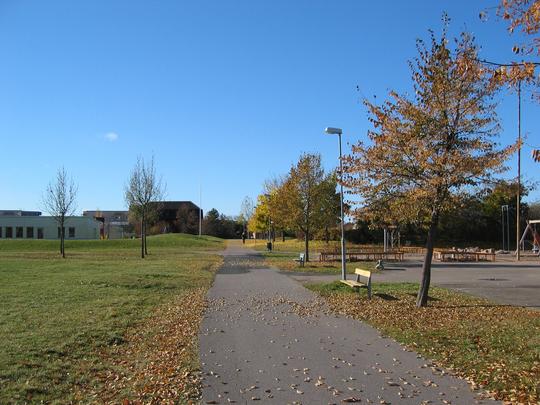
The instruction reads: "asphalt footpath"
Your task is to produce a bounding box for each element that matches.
[198,241,498,404]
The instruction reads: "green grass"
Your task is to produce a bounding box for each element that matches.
[0,234,224,403]
[0,232,224,252]
[306,281,540,404]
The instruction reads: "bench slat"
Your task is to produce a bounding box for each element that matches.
[340,280,366,288]
[354,268,371,278]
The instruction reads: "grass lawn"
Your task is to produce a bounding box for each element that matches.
[245,239,378,273]
[0,234,224,404]
[306,281,540,404]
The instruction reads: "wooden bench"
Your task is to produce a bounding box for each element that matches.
[294,253,305,267]
[340,268,372,299]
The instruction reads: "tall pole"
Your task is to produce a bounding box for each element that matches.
[199,182,202,237]
[516,80,521,260]
[338,133,347,280]
[507,205,510,253]
[501,206,505,251]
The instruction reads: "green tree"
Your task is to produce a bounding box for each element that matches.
[280,153,339,261]
[315,172,341,243]
[203,208,221,237]
[176,205,199,234]
[203,208,242,238]
[529,200,540,219]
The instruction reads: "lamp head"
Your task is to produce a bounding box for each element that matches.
[325,127,342,135]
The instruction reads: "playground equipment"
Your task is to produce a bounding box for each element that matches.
[517,220,540,255]
[383,226,400,253]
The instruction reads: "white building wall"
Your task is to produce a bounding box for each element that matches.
[0,216,99,240]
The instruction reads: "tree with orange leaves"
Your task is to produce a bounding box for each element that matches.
[488,1,540,89]
[343,24,514,307]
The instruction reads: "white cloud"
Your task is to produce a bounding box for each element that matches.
[104,132,119,142]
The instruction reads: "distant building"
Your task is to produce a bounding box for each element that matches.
[153,201,202,234]
[81,201,202,239]
[0,210,41,216]
[82,210,132,239]
[0,214,100,240]
[127,201,202,236]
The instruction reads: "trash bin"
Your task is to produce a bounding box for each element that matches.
[266,242,273,251]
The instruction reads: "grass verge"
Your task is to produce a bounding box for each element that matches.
[306,281,540,404]
[0,233,224,403]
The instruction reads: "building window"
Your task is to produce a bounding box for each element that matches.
[16,227,23,238]
[69,227,75,238]
[37,228,44,239]
[26,227,34,238]
[0,227,2,238]
[57,227,65,239]
[6,227,13,238]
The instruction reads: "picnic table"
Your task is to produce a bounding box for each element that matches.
[433,250,496,262]
[319,249,404,262]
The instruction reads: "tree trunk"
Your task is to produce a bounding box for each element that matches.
[304,230,309,262]
[282,230,285,242]
[60,216,65,258]
[141,216,145,259]
[416,210,439,307]
[144,221,148,255]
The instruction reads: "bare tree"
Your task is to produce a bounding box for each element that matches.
[125,156,165,258]
[43,167,78,258]
[239,196,255,238]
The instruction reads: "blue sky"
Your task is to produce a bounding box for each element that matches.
[0,0,538,216]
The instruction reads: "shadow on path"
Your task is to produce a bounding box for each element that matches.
[197,240,497,405]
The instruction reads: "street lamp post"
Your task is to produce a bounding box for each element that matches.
[501,205,510,251]
[325,127,347,281]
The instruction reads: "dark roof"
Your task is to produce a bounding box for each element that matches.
[83,210,129,215]
[0,210,41,216]
[153,201,200,211]
[83,211,129,221]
